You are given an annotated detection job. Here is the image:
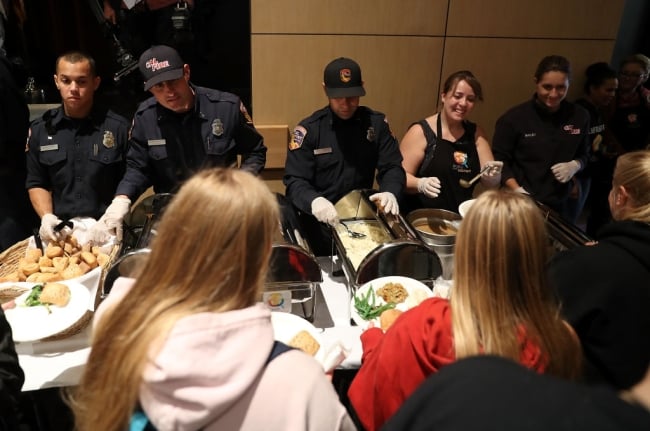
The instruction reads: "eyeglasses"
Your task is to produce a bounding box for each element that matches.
[619,71,644,78]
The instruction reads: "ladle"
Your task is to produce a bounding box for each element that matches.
[459,165,490,188]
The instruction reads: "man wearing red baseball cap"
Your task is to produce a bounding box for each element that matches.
[90,45,266,243]
[283,57,405,255]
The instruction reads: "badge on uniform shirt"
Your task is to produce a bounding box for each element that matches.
[212,119,224,137]
[366,126,376,142]
[102,131,115,148]
[289,126,307,151]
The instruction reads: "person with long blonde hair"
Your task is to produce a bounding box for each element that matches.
[550,150,650,390]
[348,189,581,431]
[70,168,356,431]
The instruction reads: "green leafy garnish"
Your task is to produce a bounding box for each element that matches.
[354,286,396,321]
[23,284,51,313]
[24,284,44,306]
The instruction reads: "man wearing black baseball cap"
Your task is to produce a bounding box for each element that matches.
[283,57,405,255]
[90,45,266,243]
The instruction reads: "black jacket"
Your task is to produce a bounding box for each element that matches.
[549,220,650,389]
[0,309,25,430]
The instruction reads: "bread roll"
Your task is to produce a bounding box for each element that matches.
[81,251,98,268]
[61,263,84,280]
[20,262,40,276]
[25,248,43,262]
[287,330,320,356]
[40,282,71,307]
[380,309,403,331]
[96,253,110,267]
[52,256,69,272]
[38,256,53,267]
[46,245,64,258]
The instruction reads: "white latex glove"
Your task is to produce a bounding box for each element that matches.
[39,213,67,243]
[481,161,503,187]
[551,160,581,183]
[89,197,131,243]
[369,192,399,215]
[417,177,441,198]
[514,186,529,194]
[311,197,339,226]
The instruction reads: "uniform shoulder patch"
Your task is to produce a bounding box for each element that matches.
[289,125,307,151]
[240,101,254,124]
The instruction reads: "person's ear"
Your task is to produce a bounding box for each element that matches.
[93,75,101,91]
[183,64,191,81]
[53,74,59,90]
[615,185,630,206]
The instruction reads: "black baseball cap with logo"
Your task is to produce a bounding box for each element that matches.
[323,57,366,98]
[138,45,185,91]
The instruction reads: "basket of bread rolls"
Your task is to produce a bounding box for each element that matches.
[0,234,120,341]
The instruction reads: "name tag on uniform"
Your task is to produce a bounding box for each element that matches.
[148,139,166,146]
[40,144,58,152]
[313,147,332,155]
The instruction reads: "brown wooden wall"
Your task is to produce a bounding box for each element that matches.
[251,0,625,177]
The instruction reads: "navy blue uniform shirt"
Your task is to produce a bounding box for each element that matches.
[116,84,266,201]
[25,106,128,220]
[283,106,405,214]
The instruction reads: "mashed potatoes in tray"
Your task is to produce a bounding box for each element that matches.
[337,221,391,269]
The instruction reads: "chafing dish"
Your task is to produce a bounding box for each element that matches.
[332,189,443,291]
[265,194,323,322]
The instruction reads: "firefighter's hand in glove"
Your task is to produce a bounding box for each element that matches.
[39,213,67,243]
[551,160,581,183]
[311,197,339,226]
[370,192,399,215]
[417,177,441,198]
[89,197,131,243]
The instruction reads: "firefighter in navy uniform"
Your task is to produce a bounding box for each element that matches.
[283,57,405,256]
[89,45,266,243]
[26,51,128,244]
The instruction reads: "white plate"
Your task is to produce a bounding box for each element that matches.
[271,312,325,364]
[458,199,477,218]
[351,276,434,327]
[2,281,90,342]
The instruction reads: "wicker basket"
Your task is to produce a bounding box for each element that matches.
[0,237,121,341]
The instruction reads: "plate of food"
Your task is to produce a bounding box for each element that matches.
[270,312,325,364]
[350,276,434,328]
[1,281,90,342]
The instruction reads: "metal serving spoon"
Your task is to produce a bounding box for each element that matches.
[339,221,366,239]
[459,165,490,188]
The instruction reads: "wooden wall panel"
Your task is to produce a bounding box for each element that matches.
[252,35,444,144]
[446,0,624,39]
[441,38,617,140]
[251,0,448,35]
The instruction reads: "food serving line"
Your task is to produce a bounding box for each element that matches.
[15,190,453,391]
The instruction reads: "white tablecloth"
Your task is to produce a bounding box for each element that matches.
[18,256,447,390]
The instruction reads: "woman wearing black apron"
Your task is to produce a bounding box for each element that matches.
[400,70,502,215]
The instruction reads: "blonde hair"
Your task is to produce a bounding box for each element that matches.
[451,190,581,379]
[70,168,280,431]
[611,150,650,223]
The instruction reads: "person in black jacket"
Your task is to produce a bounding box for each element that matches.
[0,305,25,430]
[0,53,37,250]
[549,150,650,389]
[493,55,590,224]
[382,355,650,431]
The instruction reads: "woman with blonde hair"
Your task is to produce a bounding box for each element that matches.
[71,168,355,431]
[550,150,650,390]
[348,189,581,431]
